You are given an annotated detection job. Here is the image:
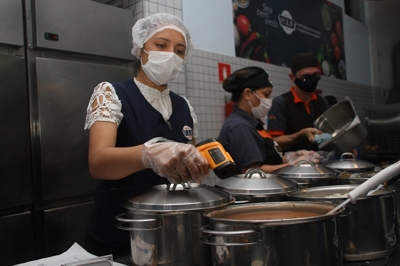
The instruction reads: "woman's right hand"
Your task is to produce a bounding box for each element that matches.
[142,138,210,183]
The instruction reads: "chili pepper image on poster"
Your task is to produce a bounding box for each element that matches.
[232,0,346,80]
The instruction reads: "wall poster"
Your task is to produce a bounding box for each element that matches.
[233,0,346,80]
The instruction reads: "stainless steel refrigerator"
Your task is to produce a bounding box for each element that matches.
[0,0,136,264]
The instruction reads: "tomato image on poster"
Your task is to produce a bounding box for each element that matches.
[232,0,346,80]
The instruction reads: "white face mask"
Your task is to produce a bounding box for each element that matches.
[248,92,272,119]
[141,50,184,85]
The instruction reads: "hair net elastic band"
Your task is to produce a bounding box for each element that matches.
[131,13,193,62]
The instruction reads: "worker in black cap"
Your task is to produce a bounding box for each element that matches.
[267,52,329,152]
[218,66,320,174]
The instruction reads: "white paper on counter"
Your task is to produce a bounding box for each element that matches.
[14,242,127,266]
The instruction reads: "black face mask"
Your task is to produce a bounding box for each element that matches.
[294,75,320,93]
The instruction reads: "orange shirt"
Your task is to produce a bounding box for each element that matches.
[290,86,318,114]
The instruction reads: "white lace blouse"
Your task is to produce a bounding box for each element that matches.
[84,78,199,139]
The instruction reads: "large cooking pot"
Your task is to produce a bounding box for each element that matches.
[325,152,377,173]
[215,168,299,203]
[200,201,344,266]
[314,96,367,154]
[116,183,235,266]
[326,153,381,185]
[288,185,399,261]
[273,160,340,187]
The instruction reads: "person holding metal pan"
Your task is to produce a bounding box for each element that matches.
[267,52,330,152]
[83,13,209,258]
[218,66,320,174]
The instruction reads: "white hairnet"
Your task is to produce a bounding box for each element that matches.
[131,13,194,62]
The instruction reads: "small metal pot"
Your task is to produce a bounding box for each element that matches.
[319,122,367,154]
[116,183,235,266]
[200,201,344,266]
[326,153,381,185]
[288,185,399,261]
[324,152,377,173]
[273,160,340,187]
[314,97,367,154]
[215,168,299,203]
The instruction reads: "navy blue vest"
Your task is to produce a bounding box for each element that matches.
[88,78,194,248]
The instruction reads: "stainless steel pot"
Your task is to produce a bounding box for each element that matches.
[325,153,381,185]
[324,152,377,173]
[200,201,344,266]
[314,97,356,133]
[215,168,299,203]
[273,160,340,187]
[288,185,399,261]
[116,183,235,266]
[314,97,367,154]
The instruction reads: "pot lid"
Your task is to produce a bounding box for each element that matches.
[273,160,340,179]
[323,153,376,173]
[204,201,340,223]
[288,184,395,200]
[215,168,298,195]
[124,183,234,212]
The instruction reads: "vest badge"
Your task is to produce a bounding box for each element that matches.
[182,125,193,141]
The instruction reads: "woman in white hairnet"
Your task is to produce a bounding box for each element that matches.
[83,13,209,257]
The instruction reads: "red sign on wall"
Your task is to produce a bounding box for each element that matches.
[218,63,231,83]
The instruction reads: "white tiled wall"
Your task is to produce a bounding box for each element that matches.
[142,0,183,18]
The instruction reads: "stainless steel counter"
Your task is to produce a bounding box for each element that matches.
[116,248,400,266]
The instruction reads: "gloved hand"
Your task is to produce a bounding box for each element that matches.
[285,150,321,165]
[313,133,333,144]
[300,127,323,143]
[316,150,336,164]
[142,137,210,183]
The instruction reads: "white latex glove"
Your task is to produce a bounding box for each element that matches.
[285,150,321,165]
[142,137,210,183]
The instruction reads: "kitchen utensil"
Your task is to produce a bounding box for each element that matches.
[324,152,376,173]
[215,168,298,203]
[116,183,235,266]
[367,173,400,195]
[326,160,400,214]
[314,97,367,153]
[196,138,236,179]
[288,184,398,261]
[200,201,343,266]
[314,96,356,134]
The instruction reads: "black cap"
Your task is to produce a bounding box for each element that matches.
[223,66,273,93]
[291,52,319,75]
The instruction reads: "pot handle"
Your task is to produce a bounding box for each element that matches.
[115,213,161,231]
[199,224,261,246]
[295,159,315,166]
[243,168,268,179]
[340,152,354,160]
